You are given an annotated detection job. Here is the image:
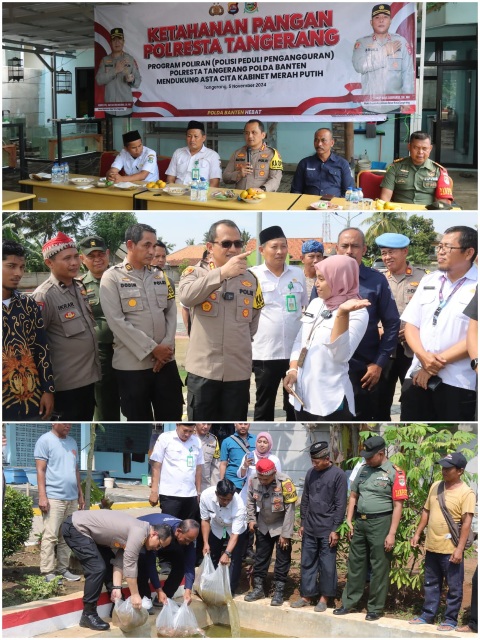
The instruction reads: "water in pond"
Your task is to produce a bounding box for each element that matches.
[204,625,287,638]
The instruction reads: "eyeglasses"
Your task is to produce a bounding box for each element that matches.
[435,244,463,253]
[213,240,244,249]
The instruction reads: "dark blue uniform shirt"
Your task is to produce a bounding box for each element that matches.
[311,263,399,371]
[137,513,196,590]
[291,152,353,196]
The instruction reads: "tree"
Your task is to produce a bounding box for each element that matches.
[185,238,195,245]
[358,426,477,602]
[2,214,50,272]
[14,212,87,245]
[84,211,138,257]
[156,236,175,253]
[397,215,438,264]
[177,258,191,275]
[363,211,408,246]
[240,229,252,246]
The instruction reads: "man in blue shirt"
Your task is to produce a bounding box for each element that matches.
[135,513,199,609]
[291,128,353,197]
[336,228,400,419]
[219,423,256,492]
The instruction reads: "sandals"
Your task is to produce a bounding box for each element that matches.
[437,624,457,632]
[409,617,429,625]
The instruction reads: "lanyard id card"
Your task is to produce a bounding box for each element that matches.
[187,454,194,468]
[286,294,297,312]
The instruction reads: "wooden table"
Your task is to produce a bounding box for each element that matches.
[2,190,36,211]
[18,174,147,211]
[134,188,301,211]
[289,195,456,211]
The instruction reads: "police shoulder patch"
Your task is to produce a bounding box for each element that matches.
[182,266,195,277]
[281,478,297,504]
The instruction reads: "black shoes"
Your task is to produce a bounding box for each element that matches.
[365,612,381,621]
[79,613,110,631]
[333,607,350,616]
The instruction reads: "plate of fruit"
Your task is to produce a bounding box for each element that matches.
[146,180,167,193]
[238,188,266,203]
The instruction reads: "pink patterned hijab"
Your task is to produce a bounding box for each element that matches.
[314,255,361,310]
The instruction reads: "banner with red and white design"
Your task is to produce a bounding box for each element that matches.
[94,2,416,121]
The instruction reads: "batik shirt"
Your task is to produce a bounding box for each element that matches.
[3,291,55,419]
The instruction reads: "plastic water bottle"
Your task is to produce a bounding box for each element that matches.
[349,188,360,210]
[52,162,60,183]
[357,187,364,210]
[58,162,64,183]
[63,162,70,184]
[190,179,198,201]
[190,160,200,201]
[345,188,352,203]
[198,177,208,202]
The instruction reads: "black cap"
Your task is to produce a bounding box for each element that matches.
[110,27,124,39]
[123,130,141,145]
[360,435,386,459]
[259,225,286,245]
[187,120,205,133]
[78,236,108,255]
[310,441,330,459]
[372,4,391,17]
[436,452,468,469]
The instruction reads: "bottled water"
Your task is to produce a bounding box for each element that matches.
[190,179,198,201]
[345,188,352,202]
[63,162,70,183]
[198,177,208,202]
[190,160,200,201]
[58,162,65,183]
[357,187,364,210]
[51,162,60,183]
[349,188,360,210]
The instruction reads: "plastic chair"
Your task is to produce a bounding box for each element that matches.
[99,151,122,176]
[357,170,387,199]
[371,161,387,170]
[157,156,171,181]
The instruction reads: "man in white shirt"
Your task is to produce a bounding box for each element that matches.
[148,424,204,521]
[106,130,159,183]
[400,226,477,421]
[200,478,247,594]
[166,121,222,187]
[250,226,308,421]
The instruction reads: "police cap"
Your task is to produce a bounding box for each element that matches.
[372,4,391,17]
[375,233,410,249]
[110,28,125,39]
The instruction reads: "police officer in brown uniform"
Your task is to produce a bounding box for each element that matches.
[244,458,297,607]
[374,233,428,420]
[179,219,264,421]
[223,119,283,192]
[100,224,183,421]
[79,235,121,422]
[33,233,101,421]
[196,423,221,491]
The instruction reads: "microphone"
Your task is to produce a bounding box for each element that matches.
[246,147,252,165]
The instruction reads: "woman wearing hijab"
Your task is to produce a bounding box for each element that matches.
[284,255,370,420]
[236,432,281,505]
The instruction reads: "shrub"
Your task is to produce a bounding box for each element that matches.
[2,486,34,560]
[15,574,63,602]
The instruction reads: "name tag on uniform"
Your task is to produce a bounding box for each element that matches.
[286,294,297,312]
[187,455,194,468]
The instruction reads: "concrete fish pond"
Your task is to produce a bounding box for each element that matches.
[6,595,458,638]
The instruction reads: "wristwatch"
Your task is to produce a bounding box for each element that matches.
[224,550,232,558]
[471,358,478,371]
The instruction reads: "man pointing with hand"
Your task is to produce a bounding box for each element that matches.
[179,219,264,420]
